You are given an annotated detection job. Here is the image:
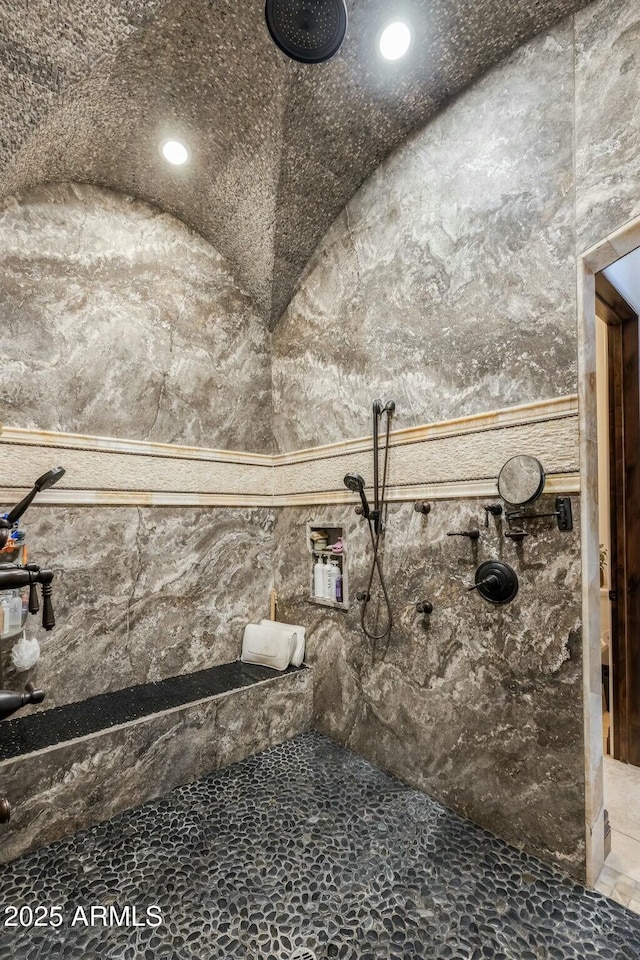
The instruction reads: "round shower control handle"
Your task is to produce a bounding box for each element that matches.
[0,799,11,824]
[416,601,433,615]
[468,560,519,605]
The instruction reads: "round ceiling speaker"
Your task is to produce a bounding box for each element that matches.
[265,0,348,64]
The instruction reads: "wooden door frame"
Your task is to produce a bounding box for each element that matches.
[578,216,640,887]
[596,273,640,764]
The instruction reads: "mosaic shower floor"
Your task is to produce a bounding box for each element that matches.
[0,731,638,960]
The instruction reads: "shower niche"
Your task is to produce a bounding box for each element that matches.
[307,523,349,611]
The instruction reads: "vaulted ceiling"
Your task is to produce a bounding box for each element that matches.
[0,0,593,325]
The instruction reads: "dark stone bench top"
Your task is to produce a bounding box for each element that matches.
[0,661,302,762]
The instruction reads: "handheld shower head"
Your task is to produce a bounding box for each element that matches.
[344,472,371,518]
[5,467,66,527]
[34,467,66,492]
[343,472,364,493]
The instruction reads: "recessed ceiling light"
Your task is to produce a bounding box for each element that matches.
[161,140,190,166]
[379,21,412,61]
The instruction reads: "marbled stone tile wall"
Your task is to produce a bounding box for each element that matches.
[575,0,640,251]
[0,182,278,717]
[268,15,615,878]
[274,498,585,877]
[0,506,275,711]
[0,182,274,452]
[271,22,577,451]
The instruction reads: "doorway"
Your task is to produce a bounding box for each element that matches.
[596,266,640,765]
[592,246,640,908]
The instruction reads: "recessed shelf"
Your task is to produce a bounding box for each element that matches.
[307,596,350,612]
[307,521,349,610]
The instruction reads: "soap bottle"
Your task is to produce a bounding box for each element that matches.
[9,593,23,635]
[314,557,325,599]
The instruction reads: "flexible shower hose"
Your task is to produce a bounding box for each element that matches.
[361,410,393,642]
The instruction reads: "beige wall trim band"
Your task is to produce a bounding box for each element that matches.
[272,473,581,508]
[0,489,276,509]
[0,474,581,509]
[0,395,580,508]
[0,426,273,466]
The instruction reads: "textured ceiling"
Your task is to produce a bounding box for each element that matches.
[0,0,594,325]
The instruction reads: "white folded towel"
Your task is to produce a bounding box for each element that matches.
[260,619,306,667]
[242,621,297,671]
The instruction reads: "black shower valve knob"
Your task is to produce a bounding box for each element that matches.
[484,504,503,526]
[447,529,480,541]
[416,601,433,615]
[25,563,41,614]
[39,570,55,631]
[414,501,432,516]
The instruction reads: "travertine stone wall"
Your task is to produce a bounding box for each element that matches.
[272,23,577,450]
[268,3,640,879]
[575,0,640,251]
[1,506,275,709]
[275,499,584,875]
[0,183,273,452]
[0,185,276,710]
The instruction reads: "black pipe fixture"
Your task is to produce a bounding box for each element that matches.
[265,0,348,63]
[0,468,64,635]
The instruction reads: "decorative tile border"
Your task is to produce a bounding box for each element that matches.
[0,395,580,507]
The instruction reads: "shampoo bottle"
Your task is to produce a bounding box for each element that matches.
[321,557,331,599]
[335,565,343,603]
[327,560,342,602]
[314,558,325,599]
[326,561,337,601]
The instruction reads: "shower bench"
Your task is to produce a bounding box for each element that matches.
[0,661,312,864]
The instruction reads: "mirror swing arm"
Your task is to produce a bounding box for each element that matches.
[497,455,573,532]
[505,497,573,531]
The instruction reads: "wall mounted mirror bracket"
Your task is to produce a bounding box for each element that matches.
[505,529,529,542]
[506,496,573,532]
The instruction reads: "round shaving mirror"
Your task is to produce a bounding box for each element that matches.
[497,455,546,507]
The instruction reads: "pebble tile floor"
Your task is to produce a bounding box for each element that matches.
[0,731,639,960]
